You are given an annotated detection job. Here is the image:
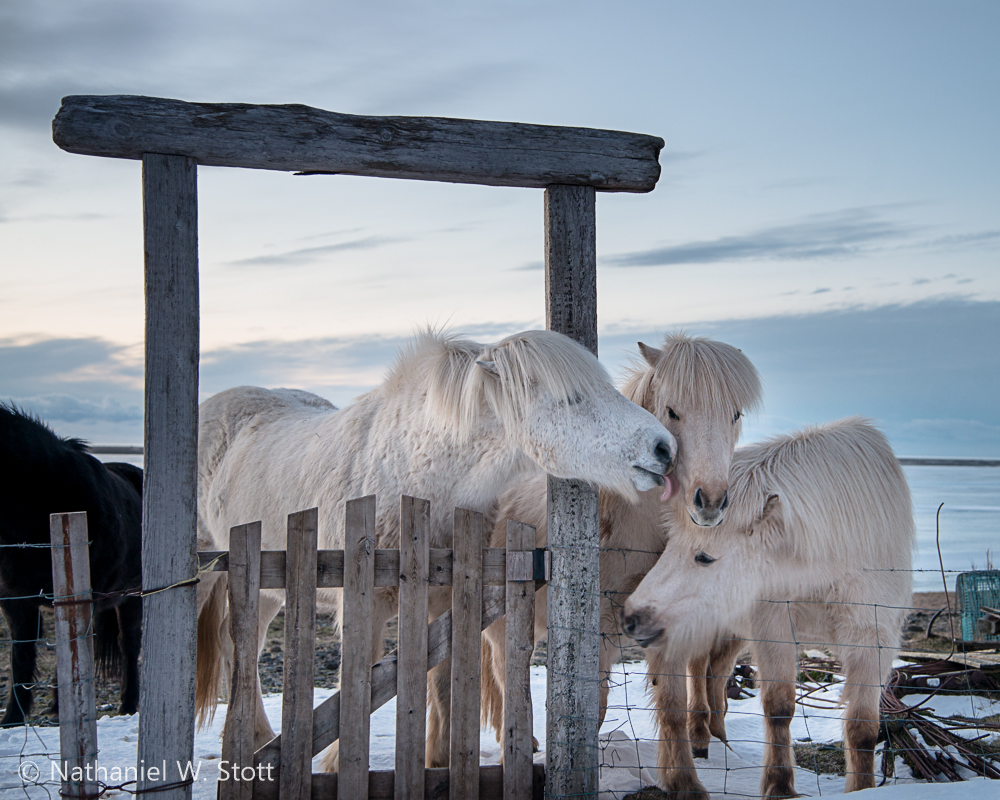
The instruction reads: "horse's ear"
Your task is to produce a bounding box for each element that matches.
[637,342,661,367]
[476,360,501,379]
[749,493,780,536]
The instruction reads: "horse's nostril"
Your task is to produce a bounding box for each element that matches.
[622,612,639,637]
[693,488,705,509]
[654,439,672,470]
[720,491,729,512]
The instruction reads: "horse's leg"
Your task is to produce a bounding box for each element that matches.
[645,646,709,800]
[755,629,798,800]
[840,638,886,792]
[251,592,284,750]
[599,589,622,729]
[706,634,744,745]
[686,653,712,758]
[116,597,142,715]
[0,599,41,727]
[425,586,452,768]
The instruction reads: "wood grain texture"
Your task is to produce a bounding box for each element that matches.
[450,508,483,798]
[138,153,199,800]
[545,183,601,799]
[49,512,98,800]
[395,497,430,800]
[340,496,377,799]
[52,95,662,192]
[280,509,318,800]
[253,571,509,786]
[198,547,513,587]
[221,522,262,800]
[505,520,537,800]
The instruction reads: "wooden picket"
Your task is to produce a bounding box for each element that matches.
[203,494,543,799]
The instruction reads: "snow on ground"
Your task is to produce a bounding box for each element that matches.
[2,661,998,798]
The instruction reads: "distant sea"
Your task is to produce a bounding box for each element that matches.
[97,456,998,593]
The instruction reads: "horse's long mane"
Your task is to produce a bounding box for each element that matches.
[725,416,914,565]
[0,402,90,458]
[621,332,762,419]
[379,328,611,440]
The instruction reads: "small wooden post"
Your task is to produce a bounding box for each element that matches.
[504,520,537,800]
[138,152,200,800]
[341,496,377,799]
[450,508,484,798]
[280,509,318,800]
[544,183,601,798]
[221,522,262,800]
[395,496,430,800]
[49,511,98,800]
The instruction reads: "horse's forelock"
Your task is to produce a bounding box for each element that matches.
[629,333,763,420]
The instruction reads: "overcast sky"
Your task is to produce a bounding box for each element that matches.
[1,1,998,455]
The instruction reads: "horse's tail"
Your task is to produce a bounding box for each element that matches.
[480,626,503,739]
[196,573,228,728]
[93,607,123,679]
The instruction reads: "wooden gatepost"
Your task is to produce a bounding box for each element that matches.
[52,95,662,798]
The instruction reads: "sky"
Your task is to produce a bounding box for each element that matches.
[1,1,998,455]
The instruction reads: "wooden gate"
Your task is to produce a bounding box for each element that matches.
[200,494,546,799]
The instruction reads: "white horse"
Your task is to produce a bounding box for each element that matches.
[623,417,915,798]
[473,334,762,766]
[194,328,676,760]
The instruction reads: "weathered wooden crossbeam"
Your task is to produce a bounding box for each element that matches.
[198,547,547,588]
[53,95,663,192]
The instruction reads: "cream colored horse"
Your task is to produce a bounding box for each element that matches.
[624,418,915,798]
[469,334,762,768]
[194,329,676,760]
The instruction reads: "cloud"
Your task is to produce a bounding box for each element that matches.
[10,394,142,424]
[512,260,544,272]
[228,235,410,267]
[603,207,914,268]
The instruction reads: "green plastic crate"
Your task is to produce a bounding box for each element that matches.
[956,569,1000,643]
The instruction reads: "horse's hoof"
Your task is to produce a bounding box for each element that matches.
[0,717,25,729]
[692,746,709,760]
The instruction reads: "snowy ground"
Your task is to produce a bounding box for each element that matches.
[2,661,998,799]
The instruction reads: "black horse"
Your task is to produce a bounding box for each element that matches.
[0,403,143,726]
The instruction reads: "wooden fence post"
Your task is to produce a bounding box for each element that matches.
[341,496,377,799]
[138,152,200,800]
[450,508,484,798]
[504,520,537,800]
[49,511,98,800]
[544,183,601,798]
[280,509,318,800]
[221,522,262,800]
[395,496,430,800]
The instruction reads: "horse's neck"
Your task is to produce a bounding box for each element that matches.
[599,489,666,557]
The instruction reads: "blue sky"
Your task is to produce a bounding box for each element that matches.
[1,1,998,454]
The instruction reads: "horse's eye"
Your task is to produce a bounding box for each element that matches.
[694,551,716,566]
[733,411,741,423]
[667,407,680,421]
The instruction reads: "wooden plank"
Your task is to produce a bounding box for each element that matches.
[220,522,261,800]
[198,547,513,587]
[138,152,199,800]
[544,183,601,799]
[340,496,377,799]
[450,508,483,797]
[280,509,318,800]
[505,520,537,800]
[306,764,545,799]
[395,497,430,800]
[898,649,1000,668]
[49,512,98,800]
[251,580,509,795]
[52,95,663,193]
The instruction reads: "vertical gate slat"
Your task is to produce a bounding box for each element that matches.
[221,522,262,800]
[395,496,430,800]
[138,151,199,800]
[340,495,377,799]
[280,509,319,800]
[49,512,98,800]
[450,507,483,797]
[504,520,536,800]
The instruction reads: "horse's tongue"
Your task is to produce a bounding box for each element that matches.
[659,473,679,503]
